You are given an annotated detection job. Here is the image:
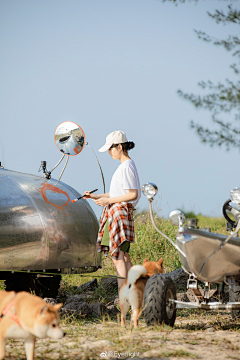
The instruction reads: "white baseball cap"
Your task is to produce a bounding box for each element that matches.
[98,130,128,152]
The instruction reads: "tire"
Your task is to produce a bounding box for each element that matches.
[5,272,34,293]
[229,288,240,320]
[143,273,177,327]
[5,273,61,299]
[32,275,61,298]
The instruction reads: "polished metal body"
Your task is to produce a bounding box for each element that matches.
[0,168,101,272]
[176,227,240,283]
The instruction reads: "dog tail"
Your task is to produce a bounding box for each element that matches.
[127,265,147,285]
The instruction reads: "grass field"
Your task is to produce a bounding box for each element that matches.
[62,210,228,291]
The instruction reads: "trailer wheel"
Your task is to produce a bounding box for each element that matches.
[5,273,61,299]
[143,273,176,327]
[4,272,33,293]
[229,289,240,320]
[32,275,61,298]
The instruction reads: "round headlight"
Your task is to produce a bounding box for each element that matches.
[230,187,240,204]
[141,183,158,199]
[169,210,186,226]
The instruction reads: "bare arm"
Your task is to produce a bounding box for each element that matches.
[83,191,109,200]
[96,193,109,199]
[94,189,138,206]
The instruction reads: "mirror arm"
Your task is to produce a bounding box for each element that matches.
[39,156,66,180]
[86,142,105,193]
[55,156,69,186]
[50,154,65,173]
[149,201,186,258]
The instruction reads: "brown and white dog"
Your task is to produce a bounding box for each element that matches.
[0,290,63,360]
[119,258,164,328]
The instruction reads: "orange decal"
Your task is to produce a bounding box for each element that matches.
[74,147,81,154]
[36,183,70,215]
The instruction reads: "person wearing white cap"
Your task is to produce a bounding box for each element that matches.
[83,130,141,295]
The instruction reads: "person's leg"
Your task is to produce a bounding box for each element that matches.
[124,252,132,272]
[112,250,127,294]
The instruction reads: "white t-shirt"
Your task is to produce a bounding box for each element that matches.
[109,159,141,207]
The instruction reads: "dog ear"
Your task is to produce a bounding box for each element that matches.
[53,303,63,311]
[143,258,149,264]
[41,305,49,316]
[158,258,163,266]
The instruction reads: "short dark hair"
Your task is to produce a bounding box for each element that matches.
[110,141,135,155]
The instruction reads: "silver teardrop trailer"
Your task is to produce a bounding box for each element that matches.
[0,121,102,298]
[142,183,240,326]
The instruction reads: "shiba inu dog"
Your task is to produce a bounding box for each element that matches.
[0,290,63,360]
[119,258,163,328]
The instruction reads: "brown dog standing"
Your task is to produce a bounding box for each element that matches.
[119,258,163,328]
[0,290,63,360]
[143,258,164,276]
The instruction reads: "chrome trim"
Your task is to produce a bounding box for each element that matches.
[169,299,240,310]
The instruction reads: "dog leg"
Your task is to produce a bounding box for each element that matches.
[24,335,35,360]
[120,301,129,327]
[131,306,141,329]
[0,335,5,360]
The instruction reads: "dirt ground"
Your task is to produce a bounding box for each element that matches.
[3,311,240,360]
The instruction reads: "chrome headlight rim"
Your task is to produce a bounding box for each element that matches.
[230,187,240,204]
[169,209,186,226]
[141,182,158,200]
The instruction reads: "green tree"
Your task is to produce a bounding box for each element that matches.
[165,1,240,150]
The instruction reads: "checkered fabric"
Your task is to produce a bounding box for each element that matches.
[97,202,135,260]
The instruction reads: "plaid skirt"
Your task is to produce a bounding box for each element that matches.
[97,202,135,260]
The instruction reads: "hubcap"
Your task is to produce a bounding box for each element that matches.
[166,288,175,319]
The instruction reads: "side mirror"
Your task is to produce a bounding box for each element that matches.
[169,210,186,226]
[54,121,85,156]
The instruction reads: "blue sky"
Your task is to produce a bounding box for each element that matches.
[0,0,239,219]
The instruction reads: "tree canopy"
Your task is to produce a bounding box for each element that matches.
[165,1,240,150]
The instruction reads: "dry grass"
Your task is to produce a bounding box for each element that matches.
[4,312,240,359]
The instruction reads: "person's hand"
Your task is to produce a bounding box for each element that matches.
[94,197,110,206]
[83,191,97,200]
